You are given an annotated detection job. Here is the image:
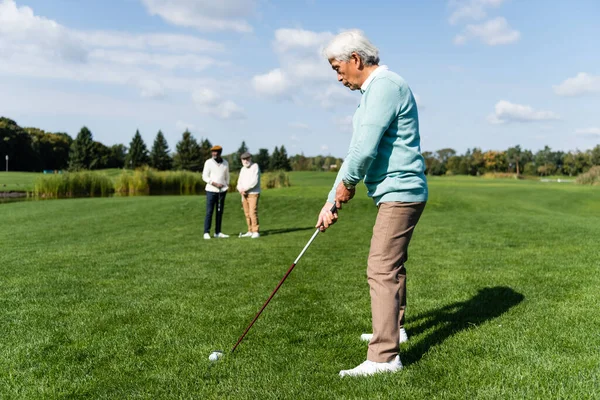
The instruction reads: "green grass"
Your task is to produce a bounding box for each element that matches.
[1,173,599,399]
[0,171,41,191]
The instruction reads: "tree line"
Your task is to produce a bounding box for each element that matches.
[0,117,343,173]
[423,146,600,177]
[5,116,598,176]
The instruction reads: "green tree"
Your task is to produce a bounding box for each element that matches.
[562,152,577,176]
[149,130,172,170]
[422,151,444,175]
[93,141,111,169]
[25,127,72,171]
[446,155,466,175]
[231,141,249,171]
[269,146,281,170]
[126,130,150,169]
[483,150,507,172]
[506,145,523,175]
[255,148,270,172]
[574,150,591,174]
[436,148,456,172]
[469,148,485,176]
[69,126,96,171]
[277,145,291,171]
[173,130,201,171]
[590,145,600,166]
[0,117,36,171]
[534,146,557,176]
[199,139,213,171]
[107,144,127,169]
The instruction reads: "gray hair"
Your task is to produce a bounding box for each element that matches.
[322,29,380,66]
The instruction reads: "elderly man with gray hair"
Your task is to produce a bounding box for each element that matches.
[316,30,428,377]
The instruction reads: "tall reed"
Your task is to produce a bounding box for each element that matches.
[115,167,206,196]
[34,171,113,198]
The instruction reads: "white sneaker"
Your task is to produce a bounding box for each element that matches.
[214,233,229,238]
[240,232,253,238]
[339,355,403,378]
[360,328,408,344]
[203,233,211,240]
[251,232,260,239]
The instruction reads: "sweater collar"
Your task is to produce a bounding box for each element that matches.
[360,65,389,94]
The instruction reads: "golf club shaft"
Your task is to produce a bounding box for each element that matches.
[217,188,221,213]
[230,204,338,353]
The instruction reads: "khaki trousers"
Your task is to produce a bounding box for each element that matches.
[241,193,260,233]
[367,201,426,363]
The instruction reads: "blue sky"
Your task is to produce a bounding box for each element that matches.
[1,0,599,157]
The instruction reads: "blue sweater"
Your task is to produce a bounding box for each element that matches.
[327,69,428,205]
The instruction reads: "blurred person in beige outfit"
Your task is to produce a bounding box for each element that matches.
[236,152,261,239]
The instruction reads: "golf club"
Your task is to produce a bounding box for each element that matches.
[209,204,338,361]
[217,187,221,214]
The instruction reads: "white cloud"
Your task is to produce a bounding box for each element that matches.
[320,144,329,153]
[285,59,332,81]
[191,89,245,120]
[487,100,559,124]
[75,31,224,53]
[575,127,600,138]
[138,79,166,99]
[333,115,353,133]
[274,28,333,53]
[454,17,520,46]
[252,28,335,101]
[289,122,310,130]
[176,120,195,131]
[0,0,232,101]
[89,49,217,71]
[140,0,255,32]
[553,73,600,97]
[448,0,506,25]
[252,69,292,98]
[0,0,87,62]
[316,85,359,109]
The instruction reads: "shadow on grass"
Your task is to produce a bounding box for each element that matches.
[260,227,315,236]
[403,286,524,366]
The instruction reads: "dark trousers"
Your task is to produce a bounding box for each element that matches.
[204,191,226,234]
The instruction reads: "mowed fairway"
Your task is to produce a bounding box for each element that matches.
[1,173,599,399]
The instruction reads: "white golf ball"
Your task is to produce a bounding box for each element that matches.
[208,351,223,362]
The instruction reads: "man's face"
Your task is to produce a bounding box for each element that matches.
[211,150,220,159]
[241,158,251,167]
[329,54,362,91]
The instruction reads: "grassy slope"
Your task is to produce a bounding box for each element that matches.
[1,173,599,399]
[0,172,41,192]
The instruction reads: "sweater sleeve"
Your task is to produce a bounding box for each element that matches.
[246,164,259,190]
[202,160,211,185]
[225,163,230,186]
[342,78,400,186]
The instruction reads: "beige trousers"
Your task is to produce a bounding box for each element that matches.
[367,201,426,363]
[241,193,260,233]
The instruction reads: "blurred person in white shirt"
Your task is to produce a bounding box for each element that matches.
[202,145,230,239]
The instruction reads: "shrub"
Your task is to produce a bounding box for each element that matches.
[576,166,600,185]
[262,171,291,189]
[482,172,521,180]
